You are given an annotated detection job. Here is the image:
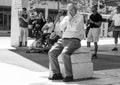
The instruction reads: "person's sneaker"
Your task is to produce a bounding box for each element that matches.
[63,76,73,82]
[92,54,98,59]
[112,47,118,51]
[48,73,63,80]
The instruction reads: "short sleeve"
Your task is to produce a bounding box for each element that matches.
[112,15,115,21]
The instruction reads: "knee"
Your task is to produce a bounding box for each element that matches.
[48,49,53,56]
[61,51,72,57]
[48,48,56,56]
[60,52,71,61]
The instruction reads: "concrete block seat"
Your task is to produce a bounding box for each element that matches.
[58,46,93,79]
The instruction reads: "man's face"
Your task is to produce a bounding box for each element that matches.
[68,6,76,17]
[117,6,120,13]
[22,10,26,14]
[91,6,97,13]
[47,18,50,22]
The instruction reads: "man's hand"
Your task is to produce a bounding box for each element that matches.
[32,20,37,24]
[90,19,102,27]
[89,19,95,24]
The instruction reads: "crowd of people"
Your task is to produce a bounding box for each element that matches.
[19,7,66,48]
[48,4,120,82]
[19,3,120,82]
[19,4,120,53]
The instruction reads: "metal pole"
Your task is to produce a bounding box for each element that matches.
[98,0,100,12]
[58,0,60,11]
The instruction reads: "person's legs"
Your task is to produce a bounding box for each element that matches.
[19,27,24,47]
[112,31,119,51]
[87,42,91,47]
[92,42,98,59]
[61,39,80,82]
[92,28,100,59]
[87,29,92,49]
[48,39,63,79]
[25,28,28,47]
[22,28,26,46]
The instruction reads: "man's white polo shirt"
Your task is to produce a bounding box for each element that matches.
[60,13,85,40]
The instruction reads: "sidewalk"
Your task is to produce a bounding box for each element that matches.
[0,37,120,85]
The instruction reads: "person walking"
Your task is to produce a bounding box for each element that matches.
[48,3,85,82]
[109,5,120,51]
[87,5,103,59]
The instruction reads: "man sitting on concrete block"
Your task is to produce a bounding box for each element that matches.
[48,3,85,82]
[58,47,93,79]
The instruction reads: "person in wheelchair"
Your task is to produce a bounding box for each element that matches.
[41,16,54,47]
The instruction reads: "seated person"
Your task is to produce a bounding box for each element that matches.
[33,12,46,38]
[48,3,85,82]
[41,16,54,46]
[48,11,65,45]
[29,37,42,49]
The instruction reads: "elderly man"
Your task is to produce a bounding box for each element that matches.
[48,3,85,82]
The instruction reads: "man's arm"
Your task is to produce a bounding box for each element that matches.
[42,24,48,32]
[108,21,114,30]
[89,19,102,27]
[20,16,29,22]
[108,14,115,30]
[59,16,68,32]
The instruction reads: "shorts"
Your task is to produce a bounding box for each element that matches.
[113,26,120,38]
[87,28,100,42]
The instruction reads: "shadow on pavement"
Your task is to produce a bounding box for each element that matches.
[9,45,120,71]
[92,54,120,71]
[9,47,49,69]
